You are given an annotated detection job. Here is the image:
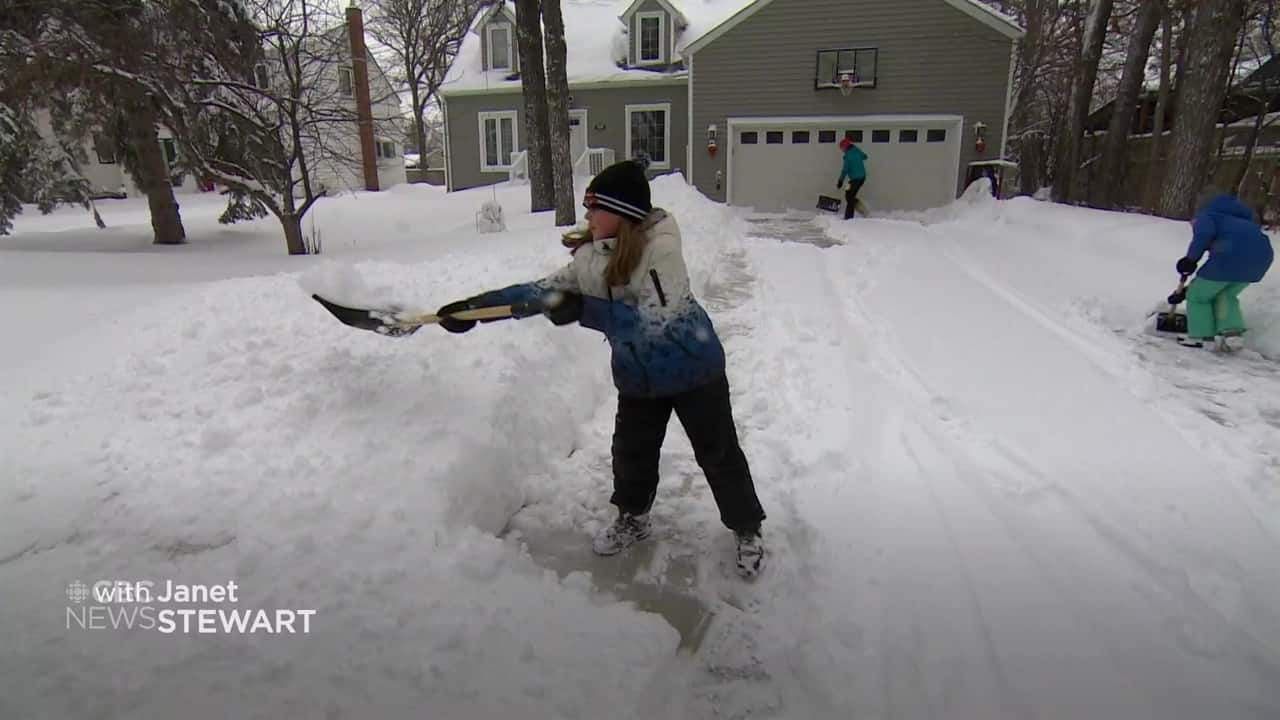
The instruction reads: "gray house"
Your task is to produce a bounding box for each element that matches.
[440,0,1021,213]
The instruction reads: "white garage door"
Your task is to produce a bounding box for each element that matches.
[729,115,963,214]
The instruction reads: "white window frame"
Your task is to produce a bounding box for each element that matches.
[635,12,666,65]
[625,102,671,170]
[486,23,513,71]
[338,66,353,96]
[478,110,519,172]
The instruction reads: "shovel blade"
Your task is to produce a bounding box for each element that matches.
[1154,311,1188,334]
[311,294,423,336]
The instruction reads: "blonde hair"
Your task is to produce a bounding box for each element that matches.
[605,218,649,287]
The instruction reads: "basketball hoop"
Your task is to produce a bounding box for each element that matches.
[838,73,855,97]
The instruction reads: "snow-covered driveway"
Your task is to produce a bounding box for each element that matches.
[2,180,1278,719]
[703,202,1280,718]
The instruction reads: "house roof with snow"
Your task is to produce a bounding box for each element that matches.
[442,0,752,95]
[440,0,1023,96]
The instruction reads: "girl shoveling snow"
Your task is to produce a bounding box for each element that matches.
[434,160,768,578]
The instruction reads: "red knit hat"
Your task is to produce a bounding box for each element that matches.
[839,137,853,151]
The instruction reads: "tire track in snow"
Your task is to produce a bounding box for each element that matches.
[827,221,1280,714]
[725,230,1042,716]
[730,216,1280,716]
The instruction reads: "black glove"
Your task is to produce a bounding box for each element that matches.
[542,290,583,326]
[1167,289,1187,305]
[837,180,843,189]
[1176,257,1198,275]
[510,291,583,326]
[436,299,478,333]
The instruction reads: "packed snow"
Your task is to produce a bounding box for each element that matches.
[2,175,1279,719]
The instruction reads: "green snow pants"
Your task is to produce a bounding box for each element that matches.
[1185,278,1251,340]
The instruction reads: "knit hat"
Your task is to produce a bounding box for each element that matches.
[839,137,853,151]
[583,160,652,222]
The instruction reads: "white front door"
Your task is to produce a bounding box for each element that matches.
[569,109,588,163]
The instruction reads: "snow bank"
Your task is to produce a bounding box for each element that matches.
[844,184,1280,360]
[0,173,741,718]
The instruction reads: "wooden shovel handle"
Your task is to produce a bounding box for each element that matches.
[399,304,515,326]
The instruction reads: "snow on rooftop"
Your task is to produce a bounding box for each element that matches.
[440,0,754,94]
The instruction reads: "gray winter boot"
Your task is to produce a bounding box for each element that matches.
[592,512,652,556]
[735,530,765,578]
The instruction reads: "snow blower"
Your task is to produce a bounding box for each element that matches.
[1148,274,1189,335]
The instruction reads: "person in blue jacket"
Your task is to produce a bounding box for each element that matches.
[433,160,767,578]
[837,137,869,219]
[1173,187,1274,349]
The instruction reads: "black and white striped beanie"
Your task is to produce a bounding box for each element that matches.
[583,160,652,222]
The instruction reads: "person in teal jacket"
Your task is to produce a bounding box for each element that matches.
[837,137,868,219]
[1171,187,1274,350]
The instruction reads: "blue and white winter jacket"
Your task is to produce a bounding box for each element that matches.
[1187,194,1274,283]
[478,209,726,398]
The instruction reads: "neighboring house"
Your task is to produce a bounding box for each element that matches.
[406,148,447,185]
[292,4,408,194]
[33,108,201,198]
[1086,56,1280,139]
[440,0,1021,213]
[39,4,405,200]
[1081,55,1280,214]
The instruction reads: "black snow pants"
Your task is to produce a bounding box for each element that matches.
[610,374,766,533]
[844,177,866,219]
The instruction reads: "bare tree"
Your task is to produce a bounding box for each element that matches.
[1007,0,1058,195]
[514,0,553,212]
[983,0,1082,195]
[1144,2,1177,208]
[1053,0,1115,203]
[1092,0,1163,208]
[158,0,397,254]
[1158,0,1250,218]
[365,0,475,170]
[541,0,574,225]
[1227,0,1280,193]
[123,91,188,244]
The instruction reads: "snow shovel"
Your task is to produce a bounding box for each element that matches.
[311,294,513,337]
[816,195,842,213]
[1152,275,1189,335]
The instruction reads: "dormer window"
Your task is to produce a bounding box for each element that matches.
[636,12,665,65]
[486,23,513,71]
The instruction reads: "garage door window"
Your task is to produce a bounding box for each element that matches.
[741,131,759,144]
[766,131,784,144]
[927,129,948,143]
[899,130,919,143]
[872,130,891,143]
[845,130,864,143]
[792,131,811,144]
[818,130,837,143]
[626,103,670,169]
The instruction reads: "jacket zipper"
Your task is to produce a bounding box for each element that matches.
[649,269,667,306]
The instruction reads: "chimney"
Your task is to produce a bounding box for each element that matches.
[346,1,380,191]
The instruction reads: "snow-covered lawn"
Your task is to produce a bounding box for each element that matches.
[2,178,1279,718]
